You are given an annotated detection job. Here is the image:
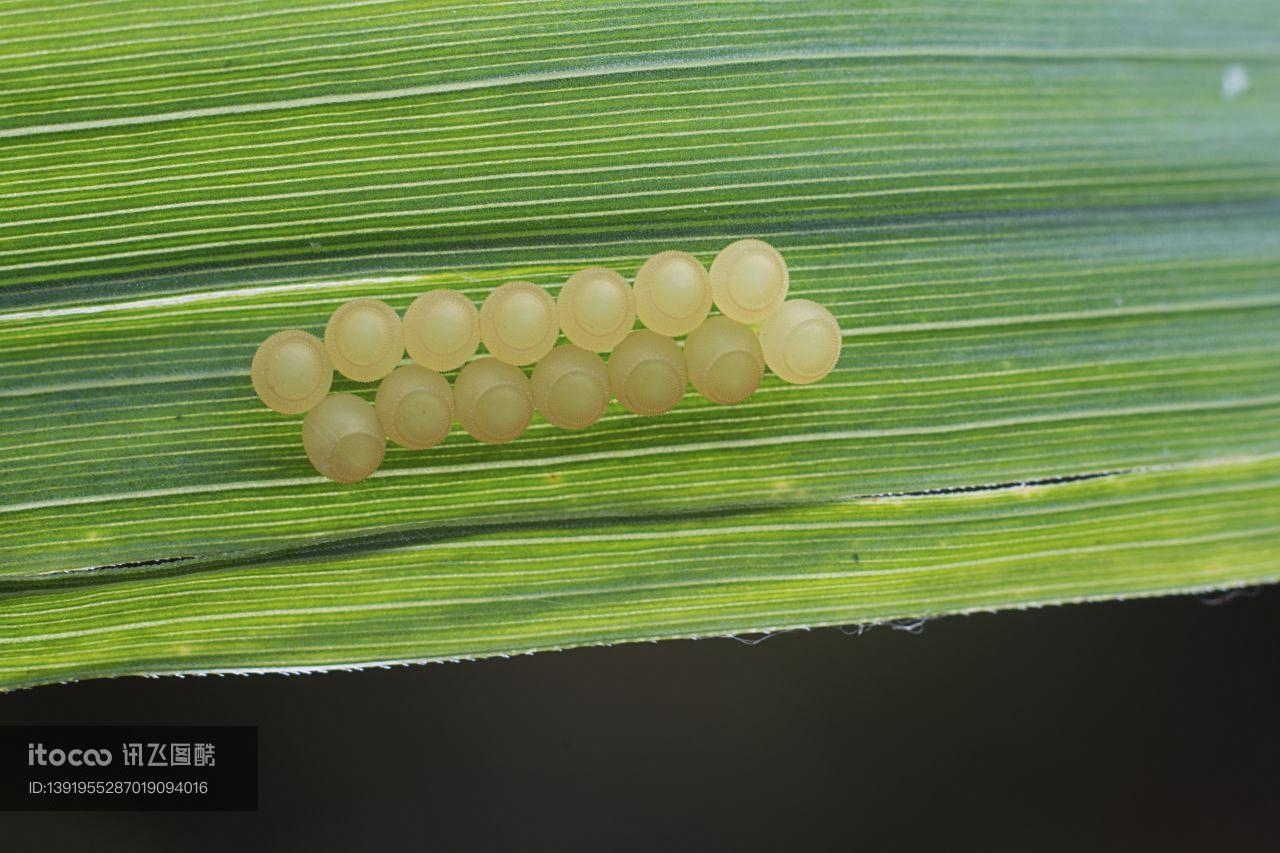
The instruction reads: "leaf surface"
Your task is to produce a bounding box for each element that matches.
[1,0,1277,689]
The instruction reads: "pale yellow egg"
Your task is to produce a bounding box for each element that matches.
[479,281,559,366]
[557,267,635,352]
[759,299,841,385]
[454,357,534,443]
[374,365,454,450]
[324,298,405,382]
[531,344,611,430]
[683,316,764,404]
[633,251,712,337]
[302,393,386,483]
[607,329,687,416]
[709,238,789,324]
[403,289,480,372]
[251,329,333,415]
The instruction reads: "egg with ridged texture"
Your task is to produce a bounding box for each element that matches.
[683,316,764,404]
[759,299,841,385]
[403,289,480,372]
[633,251,712,337]
[302,393,386,483]
[251,329,333,414]
[374,365,454,450]
[607,329,687,416]
[479,281,558,366]
[324,298,405,382]
[454,357,533,443]
[709,238,789,324]
[557,267,635,352]
[531,344,611,430]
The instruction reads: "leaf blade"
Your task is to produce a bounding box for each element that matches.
[1,0,1278,688]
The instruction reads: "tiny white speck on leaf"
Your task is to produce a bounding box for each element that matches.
[1221,64,1250,100]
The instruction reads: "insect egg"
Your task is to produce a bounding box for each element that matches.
[479,281,559,365]
[556,267,636,352]
[759,298,842,385]
[531,344,611,430]
[607,329,687,416]
[632,250,712,336]
[403,289,480,372]
[683,316,765,404]
[324,298,405,382]
[374,365,454,450]
[709,238,789,324]
[251,329,333,414]
[302,393,386,483]
[454,357,534,443]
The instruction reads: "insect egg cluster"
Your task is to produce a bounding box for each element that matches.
[250,239,841,483]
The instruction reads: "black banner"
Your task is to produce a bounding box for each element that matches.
[0,725,257,811]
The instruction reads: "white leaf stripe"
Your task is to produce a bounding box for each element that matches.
[1,153,1226,242]
[3,14,865,103]
[0,49,904,138]
[5,44,1274,140]
[2,67,892,163]
[7,169,1278,276]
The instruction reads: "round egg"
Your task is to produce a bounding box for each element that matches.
[324,298,405,382]
[479,281,559,366]
[709,238,789,324]
[557,267,636,352]
[403,289,480,372]
[683,316,764,404]
[759,299,841,385]
[607,329,687,416]
[374,365,454,450]
[251,329,333,414]
[302,393,386,483]
[633,251,712,337]
[454,357,534,443]
[531,344,611,430]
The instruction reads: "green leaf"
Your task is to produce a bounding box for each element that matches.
[1,0,1277,690]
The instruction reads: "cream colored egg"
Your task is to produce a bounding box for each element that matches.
[633,250,712,336]
[324,298,405,382]
[302,393,386,483]
[403,289,480,372]
[683,316,764,404]
[251,329,333,415]
[531,344,611,430]
[479,281,559,365]
[374,365,454,450]
[709,238,789,324]
[454,357,533,443]
[759,299,841,385]
[557,267,636,352]
[607,329,687,416]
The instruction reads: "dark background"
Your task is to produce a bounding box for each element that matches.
[2,588,1277,851]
